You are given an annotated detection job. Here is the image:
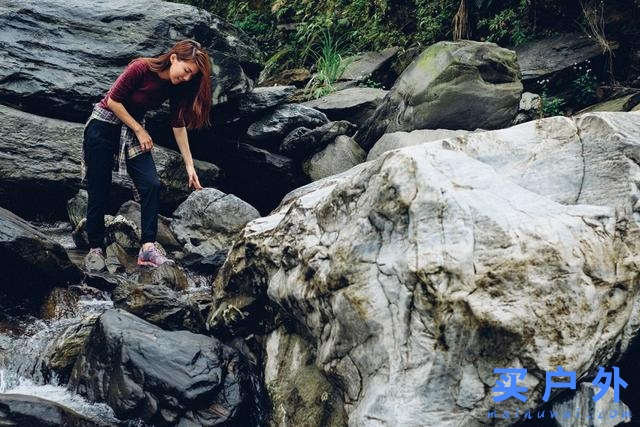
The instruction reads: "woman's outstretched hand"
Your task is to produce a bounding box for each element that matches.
[186,165,203,190]
[135,128,154,151]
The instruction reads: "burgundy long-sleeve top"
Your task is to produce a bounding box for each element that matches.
[99,59,186,128]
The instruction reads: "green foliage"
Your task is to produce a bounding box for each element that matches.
[540,91,566,117]
[304,30,350,99]
[477,0,532,46]
[571,65,597,107]
[165,0,597,80]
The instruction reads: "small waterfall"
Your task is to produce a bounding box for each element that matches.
[0,293,119,423]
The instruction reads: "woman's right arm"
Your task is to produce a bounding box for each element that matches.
[107,97,154,151]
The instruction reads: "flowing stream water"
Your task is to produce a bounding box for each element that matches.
[0,220,224,425]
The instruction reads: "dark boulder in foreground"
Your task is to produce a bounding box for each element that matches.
[69,309,256,426]
[0,0,263,122]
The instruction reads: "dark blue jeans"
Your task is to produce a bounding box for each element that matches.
[83,119,160,248]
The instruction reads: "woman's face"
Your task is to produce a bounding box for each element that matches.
[169,54,199,85]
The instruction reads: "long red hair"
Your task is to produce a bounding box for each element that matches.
[133,40,212,129]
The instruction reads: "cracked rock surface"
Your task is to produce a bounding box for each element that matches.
[208,112,640,426]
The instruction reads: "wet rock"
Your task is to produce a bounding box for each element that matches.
[0,105,222,221]
[246,104,329,149]
[0,206,82,306]
[301,87,388,128]
[170,188,260,258]
[41,314,100,383]
[354,40,522,151]
[112,283,206,333]
[0,394,114,427]
[131,261,189,291]
[208,112,640,425]
[41,287,80,321]
[280,120,357,159]
[302,135,366,181]
[69,309,254,425]
[367,128,472,161]
[0,0,263,122]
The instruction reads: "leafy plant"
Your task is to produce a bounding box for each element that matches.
[304,30,350,100]
[540,92,566,117]
[571,64,597,106]
[477,0,532,46]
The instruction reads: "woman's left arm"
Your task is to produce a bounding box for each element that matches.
[173,126,203,190]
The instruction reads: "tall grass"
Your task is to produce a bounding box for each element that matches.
[304,30,350,99]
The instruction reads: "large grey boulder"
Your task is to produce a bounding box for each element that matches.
[301,87,388,128]
[354,40,522,151]
[0,104,222,220]
[367,128,472,161]
[237,85,296,116]
[170,188,260,258]
[302,135,366,181]
[246,104,329,149]
[340,47,401,87]
[516,33,606,88]
[416,112,640,220]
[69,309,256,425]
[371,112,640,223]
[280,120,357,159]
[207,112,640,426]
[0,206,82,305]
[0,0,263,122]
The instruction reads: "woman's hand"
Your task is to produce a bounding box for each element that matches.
[135,128,154,151]
[186,165,203,190]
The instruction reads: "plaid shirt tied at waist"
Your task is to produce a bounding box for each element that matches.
[80,103,148,202]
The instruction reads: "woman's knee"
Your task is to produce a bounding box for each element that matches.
[138,176,161,194]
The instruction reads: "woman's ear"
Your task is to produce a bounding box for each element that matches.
[169,53,177,64]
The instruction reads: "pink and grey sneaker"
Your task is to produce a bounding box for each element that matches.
[137,243,173,267]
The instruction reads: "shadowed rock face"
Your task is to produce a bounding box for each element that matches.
[208,112,640,426]
[354,40,522,151]
[0,206,82,308]
[0,0,263,123]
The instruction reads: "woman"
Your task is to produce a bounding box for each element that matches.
[82,39,211,271]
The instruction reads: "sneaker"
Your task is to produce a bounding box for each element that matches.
[137,243,173,267]
[84,247,106,272]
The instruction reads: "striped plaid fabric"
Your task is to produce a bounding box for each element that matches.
[81,103,147,202]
